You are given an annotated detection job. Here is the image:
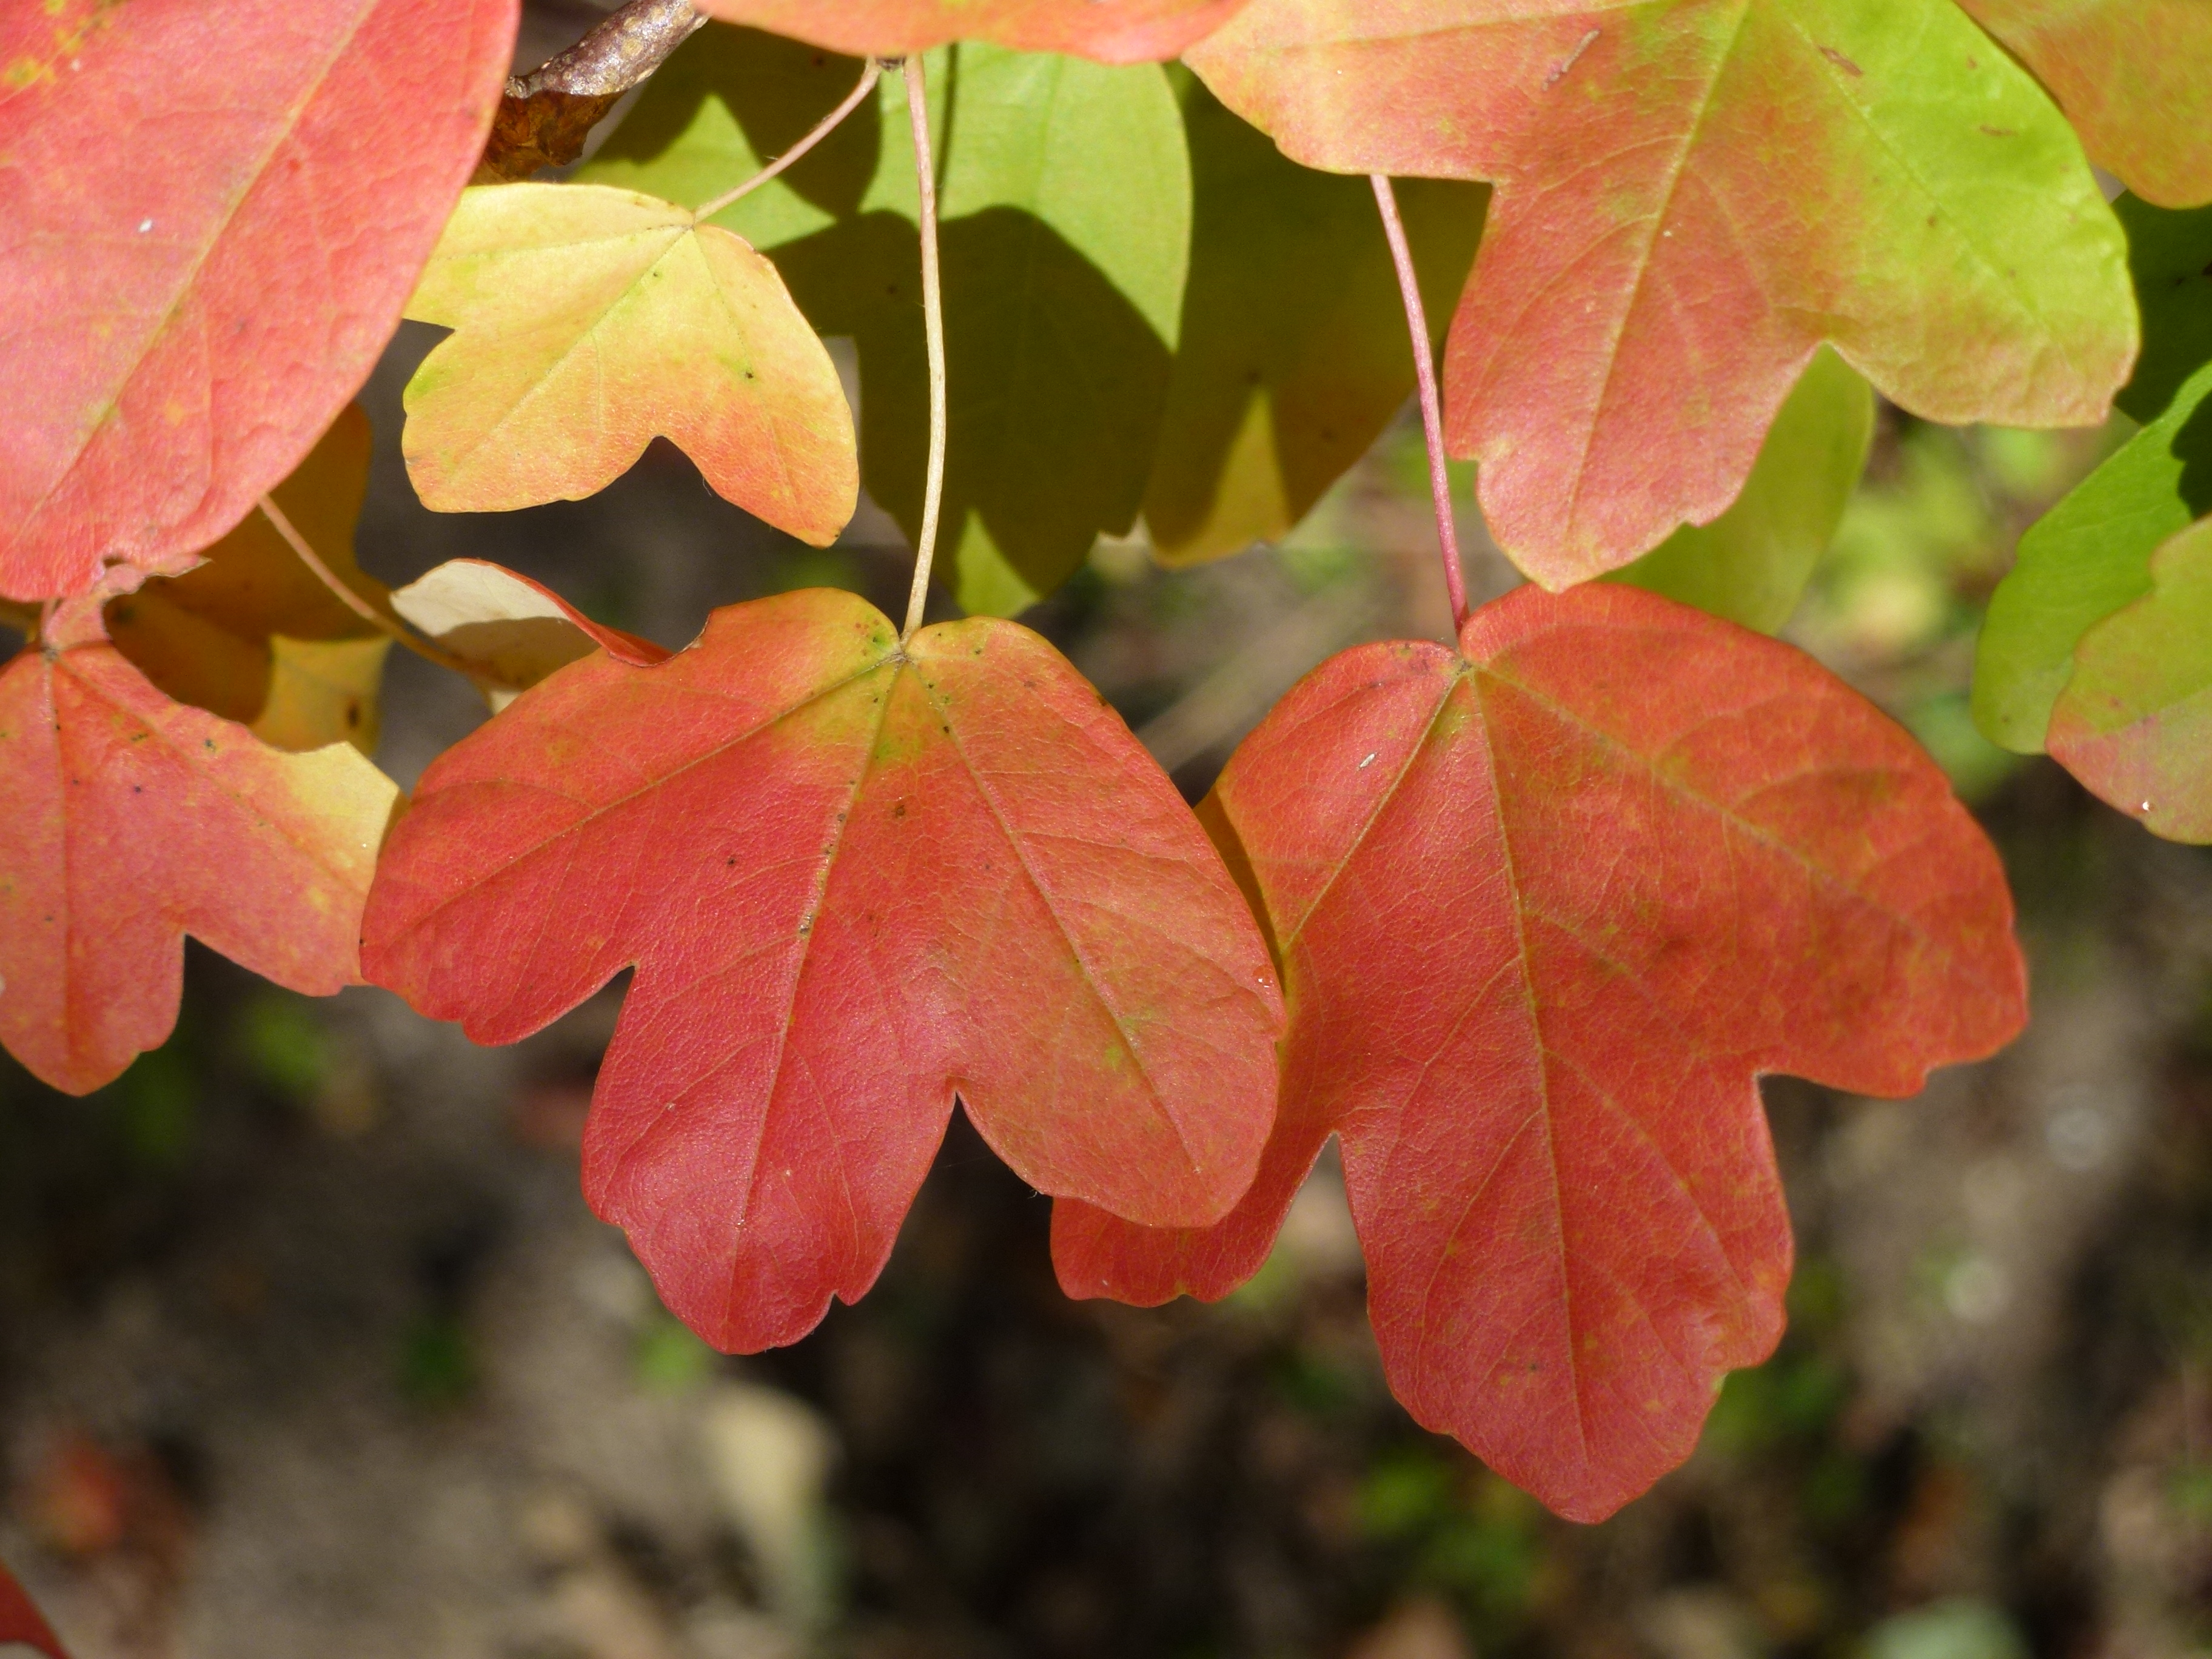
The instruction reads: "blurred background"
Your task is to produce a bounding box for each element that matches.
[6,7,2212,1658]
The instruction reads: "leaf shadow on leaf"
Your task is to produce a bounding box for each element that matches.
[1145,82,1483,567]
[2116,199,2212,424]
[2170,394,2212,518]
[772,206,1173,613]
[608,25,883,220]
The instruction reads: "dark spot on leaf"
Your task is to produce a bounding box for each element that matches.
[1979,125,2015,138]
[1818,45,1862,75]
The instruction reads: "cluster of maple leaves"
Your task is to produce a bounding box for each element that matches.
[0,0,2203,1559]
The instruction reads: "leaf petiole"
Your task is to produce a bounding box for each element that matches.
[901,55,948,642]
[694,58,884,221]
[254,494,482,681]
[1370,174,1468,632]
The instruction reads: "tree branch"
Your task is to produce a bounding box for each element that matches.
[476,0,708,183]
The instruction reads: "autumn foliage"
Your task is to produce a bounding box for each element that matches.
[1,0,2204,1563]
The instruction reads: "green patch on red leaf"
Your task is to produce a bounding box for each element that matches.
[361,588,1284,1352]
[1187,0,2133,588]
[1056,583,2025,1523]
[0,0,517,602]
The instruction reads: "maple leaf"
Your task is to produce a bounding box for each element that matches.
[1954,0,2212,209]
[1185,0,2135,588]
[1976,197,2212,754]
[1611,347,1874,634]
[101,405,394,755]
[0,0,517,603]
[390,557,671,710]
[1146,84,1486,569]
[692,0,1252,63]
[0,599,400,1096]
[1054,583,2026,1522]
[361,588,1284,1351]
[402,184,857,543]
[2046,515,2212,842]
[0,1557,65,1659]
[581,32,1191,614]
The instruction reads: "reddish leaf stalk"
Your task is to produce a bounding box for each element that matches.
[1370,173,1468,631]
[695,59,884,220]
[902,56,948,641]
[254,495,480,680]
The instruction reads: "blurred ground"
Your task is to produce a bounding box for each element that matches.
[8,8,2212,1658]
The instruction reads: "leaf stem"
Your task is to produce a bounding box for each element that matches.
[255,495,480,679]
[1371,174,1468,632]
[901,55,947,642]
[695,58,883,221]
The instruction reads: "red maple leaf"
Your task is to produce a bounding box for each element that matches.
[362,588,1284,1351]
[0,598,398,1094]
[694,0,1252,62]
[0,0,517,601]
[1056,583,2026,1521]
